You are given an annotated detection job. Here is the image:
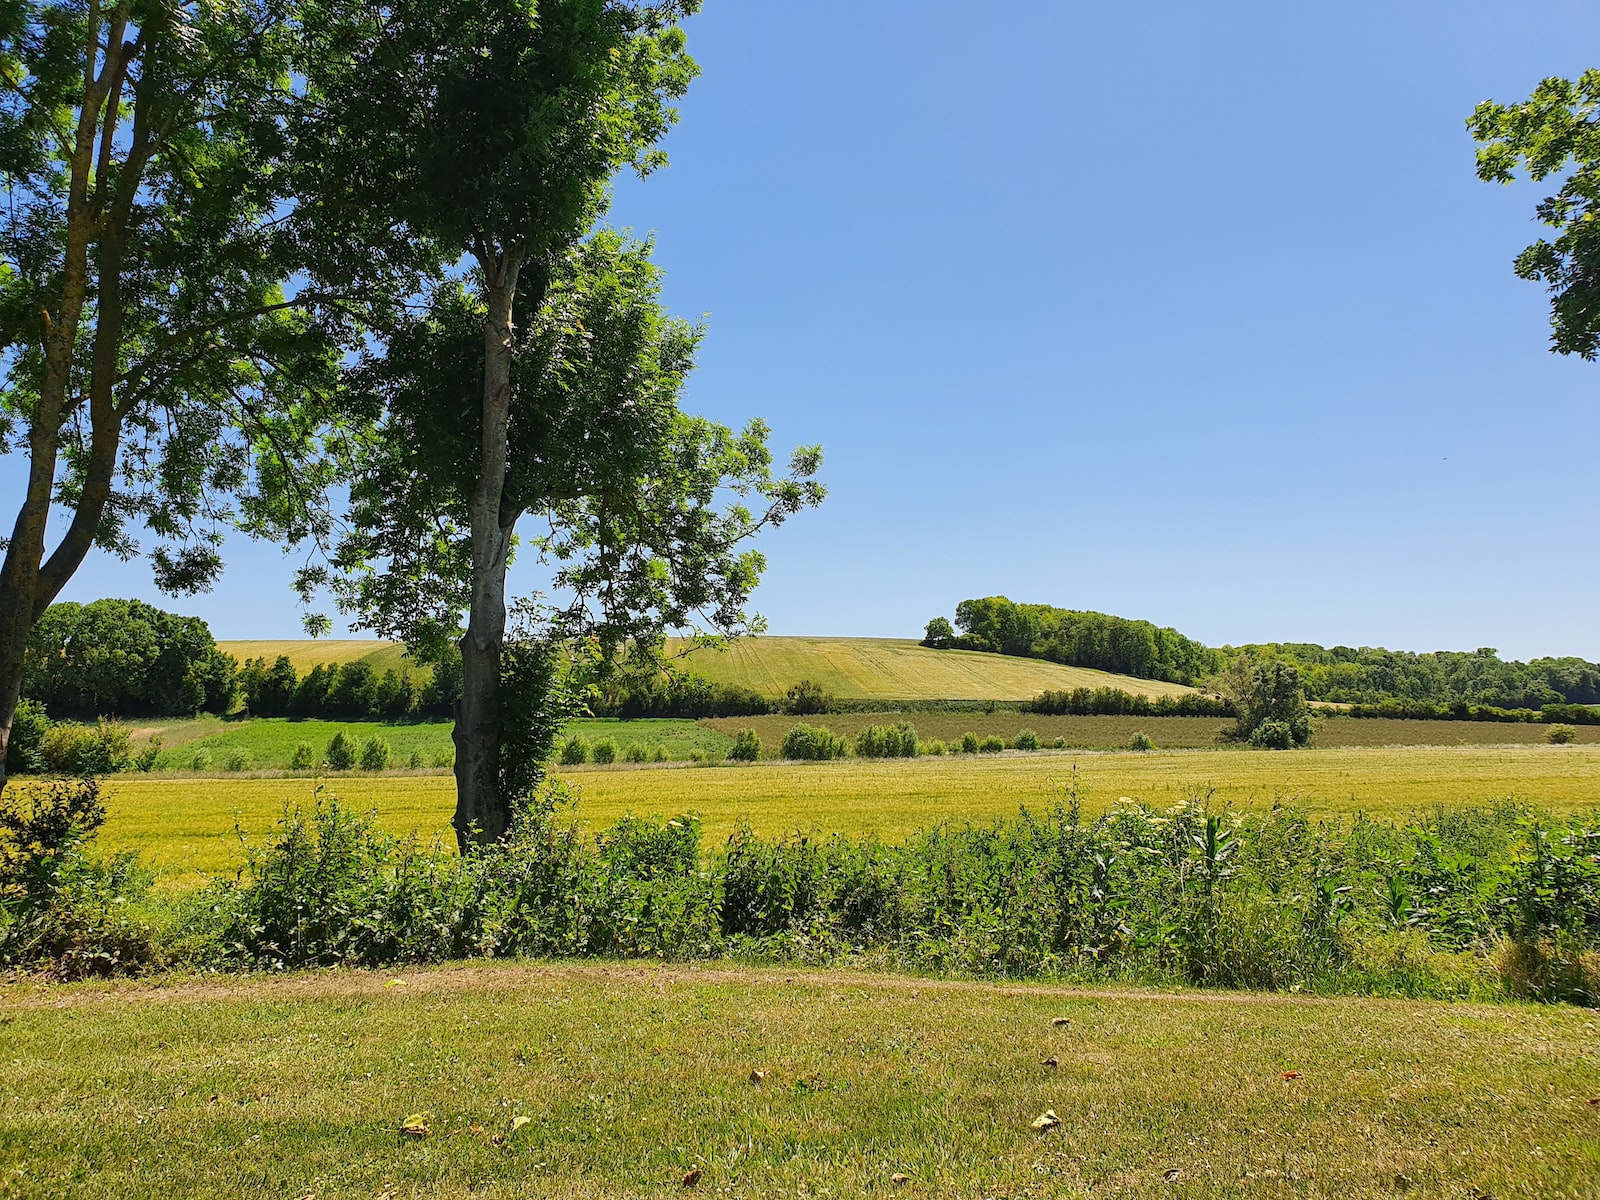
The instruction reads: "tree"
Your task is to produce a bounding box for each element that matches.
[921,617,955,648]
[1470,71,1600,357]
[1209,656,1311,748]
[0,0,365,793]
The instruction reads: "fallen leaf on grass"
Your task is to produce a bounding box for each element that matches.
[1051,1017,1071,1027]
[682,1166,703,1188]
[749,1069,767,1084]
[510,1115,531,1133]
[1281,1070,1303,1081]
[1031,1110,1061,1131]
[1042,1056,1059,1069]
[1589,1098,1599,1106]
[384,979,406,988]
[400,1113,431,1139]
[891,1172,911,1184]
[1163,1168,1182,1182]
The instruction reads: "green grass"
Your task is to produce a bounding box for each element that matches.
[2,962,1597,1198]
[90,743,1600,885]
[668,635,1197,701]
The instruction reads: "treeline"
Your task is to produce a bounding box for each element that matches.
[1344,699,1600,726]
[1024,688,1233,718]
[236,655,456,721]
[924,597,1219,685]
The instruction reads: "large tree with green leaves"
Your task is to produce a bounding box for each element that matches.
[298,0,821,847]
[1471,71,1600,358]
[0,0,364,795]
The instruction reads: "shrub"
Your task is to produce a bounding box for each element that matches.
[727,729,762,762]
[1129,730,1155,752]
[855,723,919,759]
[325,732,357,771]
[924,739,946,756]
[39,720,133,775]
[780,680,832,716]
[781,724,850,761]
[1051,737,1066,750]
[1012,729,1040,751]
[223,748,252,773]
[1248,719,1295,750]
[978,735,1005,753]
[5,700,51,775]
[132,738,162,772]
[290,743,317,770]
[433,750,455,769]
[359,737,391,771]
[1548,724,1578,745]
[960,732,980,754]
[651,745,668,763]
[624,742,650,763]
[558,736,589,766]
[591,738,618,765]
[408,750,426,769]
[189,749,212,772]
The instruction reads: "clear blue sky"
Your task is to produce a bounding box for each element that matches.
[29,0,1600,660]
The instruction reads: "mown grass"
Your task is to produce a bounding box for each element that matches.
[1,962,1596,1199]
[93,743,1600,885]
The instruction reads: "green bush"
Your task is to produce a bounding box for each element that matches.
[1012,729,1040,751]
[1129,730,1155,752]
[924,740,946,756]
[290,743,317,770]
[624,742,650,763]
[190,749,212,772]
[132,738,162,772]
[651,745,668,763]
[781,724,850,761]
[727,729,762,762]
[325,732,357,771]
[359,737,391,771]
[39,720,133,775]
[591,738,618,765]
[978,735,1005,753]
[960,732,979,754]
[558,736,589,766]
[408,750,426,769]
[1548,724,1578,745]
[780,680,832,716]
[224,748,252,773]
[855,723,919,759]
[1051,737,1066,750]
[1248,719,1295,750]
[5,700,51,775]
[433,750,455,769]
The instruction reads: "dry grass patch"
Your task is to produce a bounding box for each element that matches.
[2,961,1597,1198]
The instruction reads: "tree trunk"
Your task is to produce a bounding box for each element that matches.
[453,256,523,849]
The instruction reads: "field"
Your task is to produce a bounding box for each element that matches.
[91,743,1600,884]
[217,639,413,675]
[3,961,1597,1199]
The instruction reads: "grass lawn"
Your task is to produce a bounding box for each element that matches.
[92,743,1600,885]
[2,961,1596,1198]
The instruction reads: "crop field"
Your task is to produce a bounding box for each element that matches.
[3,962,1597,1199]
[217,639,414,675]
[89,743,1600,885]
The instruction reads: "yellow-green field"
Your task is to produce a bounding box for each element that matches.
[91,743,1600,885]
[217,639,413,674]
[3,962,1598,1199]
[667,635,1195,700]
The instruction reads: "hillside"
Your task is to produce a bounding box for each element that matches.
[667,636,1195,701]
[219,636,1195,702]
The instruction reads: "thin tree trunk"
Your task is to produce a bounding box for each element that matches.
[453,256,522,849]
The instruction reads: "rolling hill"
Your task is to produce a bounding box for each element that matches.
[219,636,1195,702]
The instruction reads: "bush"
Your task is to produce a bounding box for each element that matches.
[558,736,589,765]
[781,724,850,761]
[5,700,51,775]
[978,735,1006,753]
[1129,730,1155,752]
[651,744,668,763]
[190,749,212,772]
[924,740,946,756]
[1012,729,1040,751]
[1248,719,1295,750]
[624,742,650,763]
[132,738,162,772]
[780,680,832,716]
[591,738,618,765]
[727,729,762,762]
[855,723,919,759]
[408,750,426,769]
[39,720,133,775]
[1051,737,1066,750]
[290,743,317,770]
[960,732,979,754]
[325,732,357,771]
[433,750,456,769]
[1548,724,1578,745]
[223,748,252,773]
[359,737,391,771]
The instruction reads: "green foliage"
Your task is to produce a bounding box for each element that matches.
[290,744,317,771]
[921,617,955,648]
[1549,724,1578,744]
[1012,729,1040,752]
[558,736,590,766]
[1470,70,1600,358]
[1027,687,1232,717]
[224,749,253,774]
[978,735,1006,754]
[781,725,850,761]
[855,723,919,759]
[1213,658,1312,748]
[727,729,762,762]
[24,601,235,719]
[325,733,357,772]
[960,732,980,754]
[780,680,832,716]
[591,738,618,766]
[1248,719,1295,751]
[39,721,133,775]
[359,738,391,771]
[1129,730,1155,752]
[5,700,51,775]
[601,668,771,719]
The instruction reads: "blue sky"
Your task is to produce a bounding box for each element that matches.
[26,0,1600,659]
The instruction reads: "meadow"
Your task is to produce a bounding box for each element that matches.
[3,962,1597,1199]
[93,743,1600,884]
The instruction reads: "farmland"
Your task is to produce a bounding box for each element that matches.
[3,962,1598,1199]
[92,743,1600,884]
[218,639,413,676]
